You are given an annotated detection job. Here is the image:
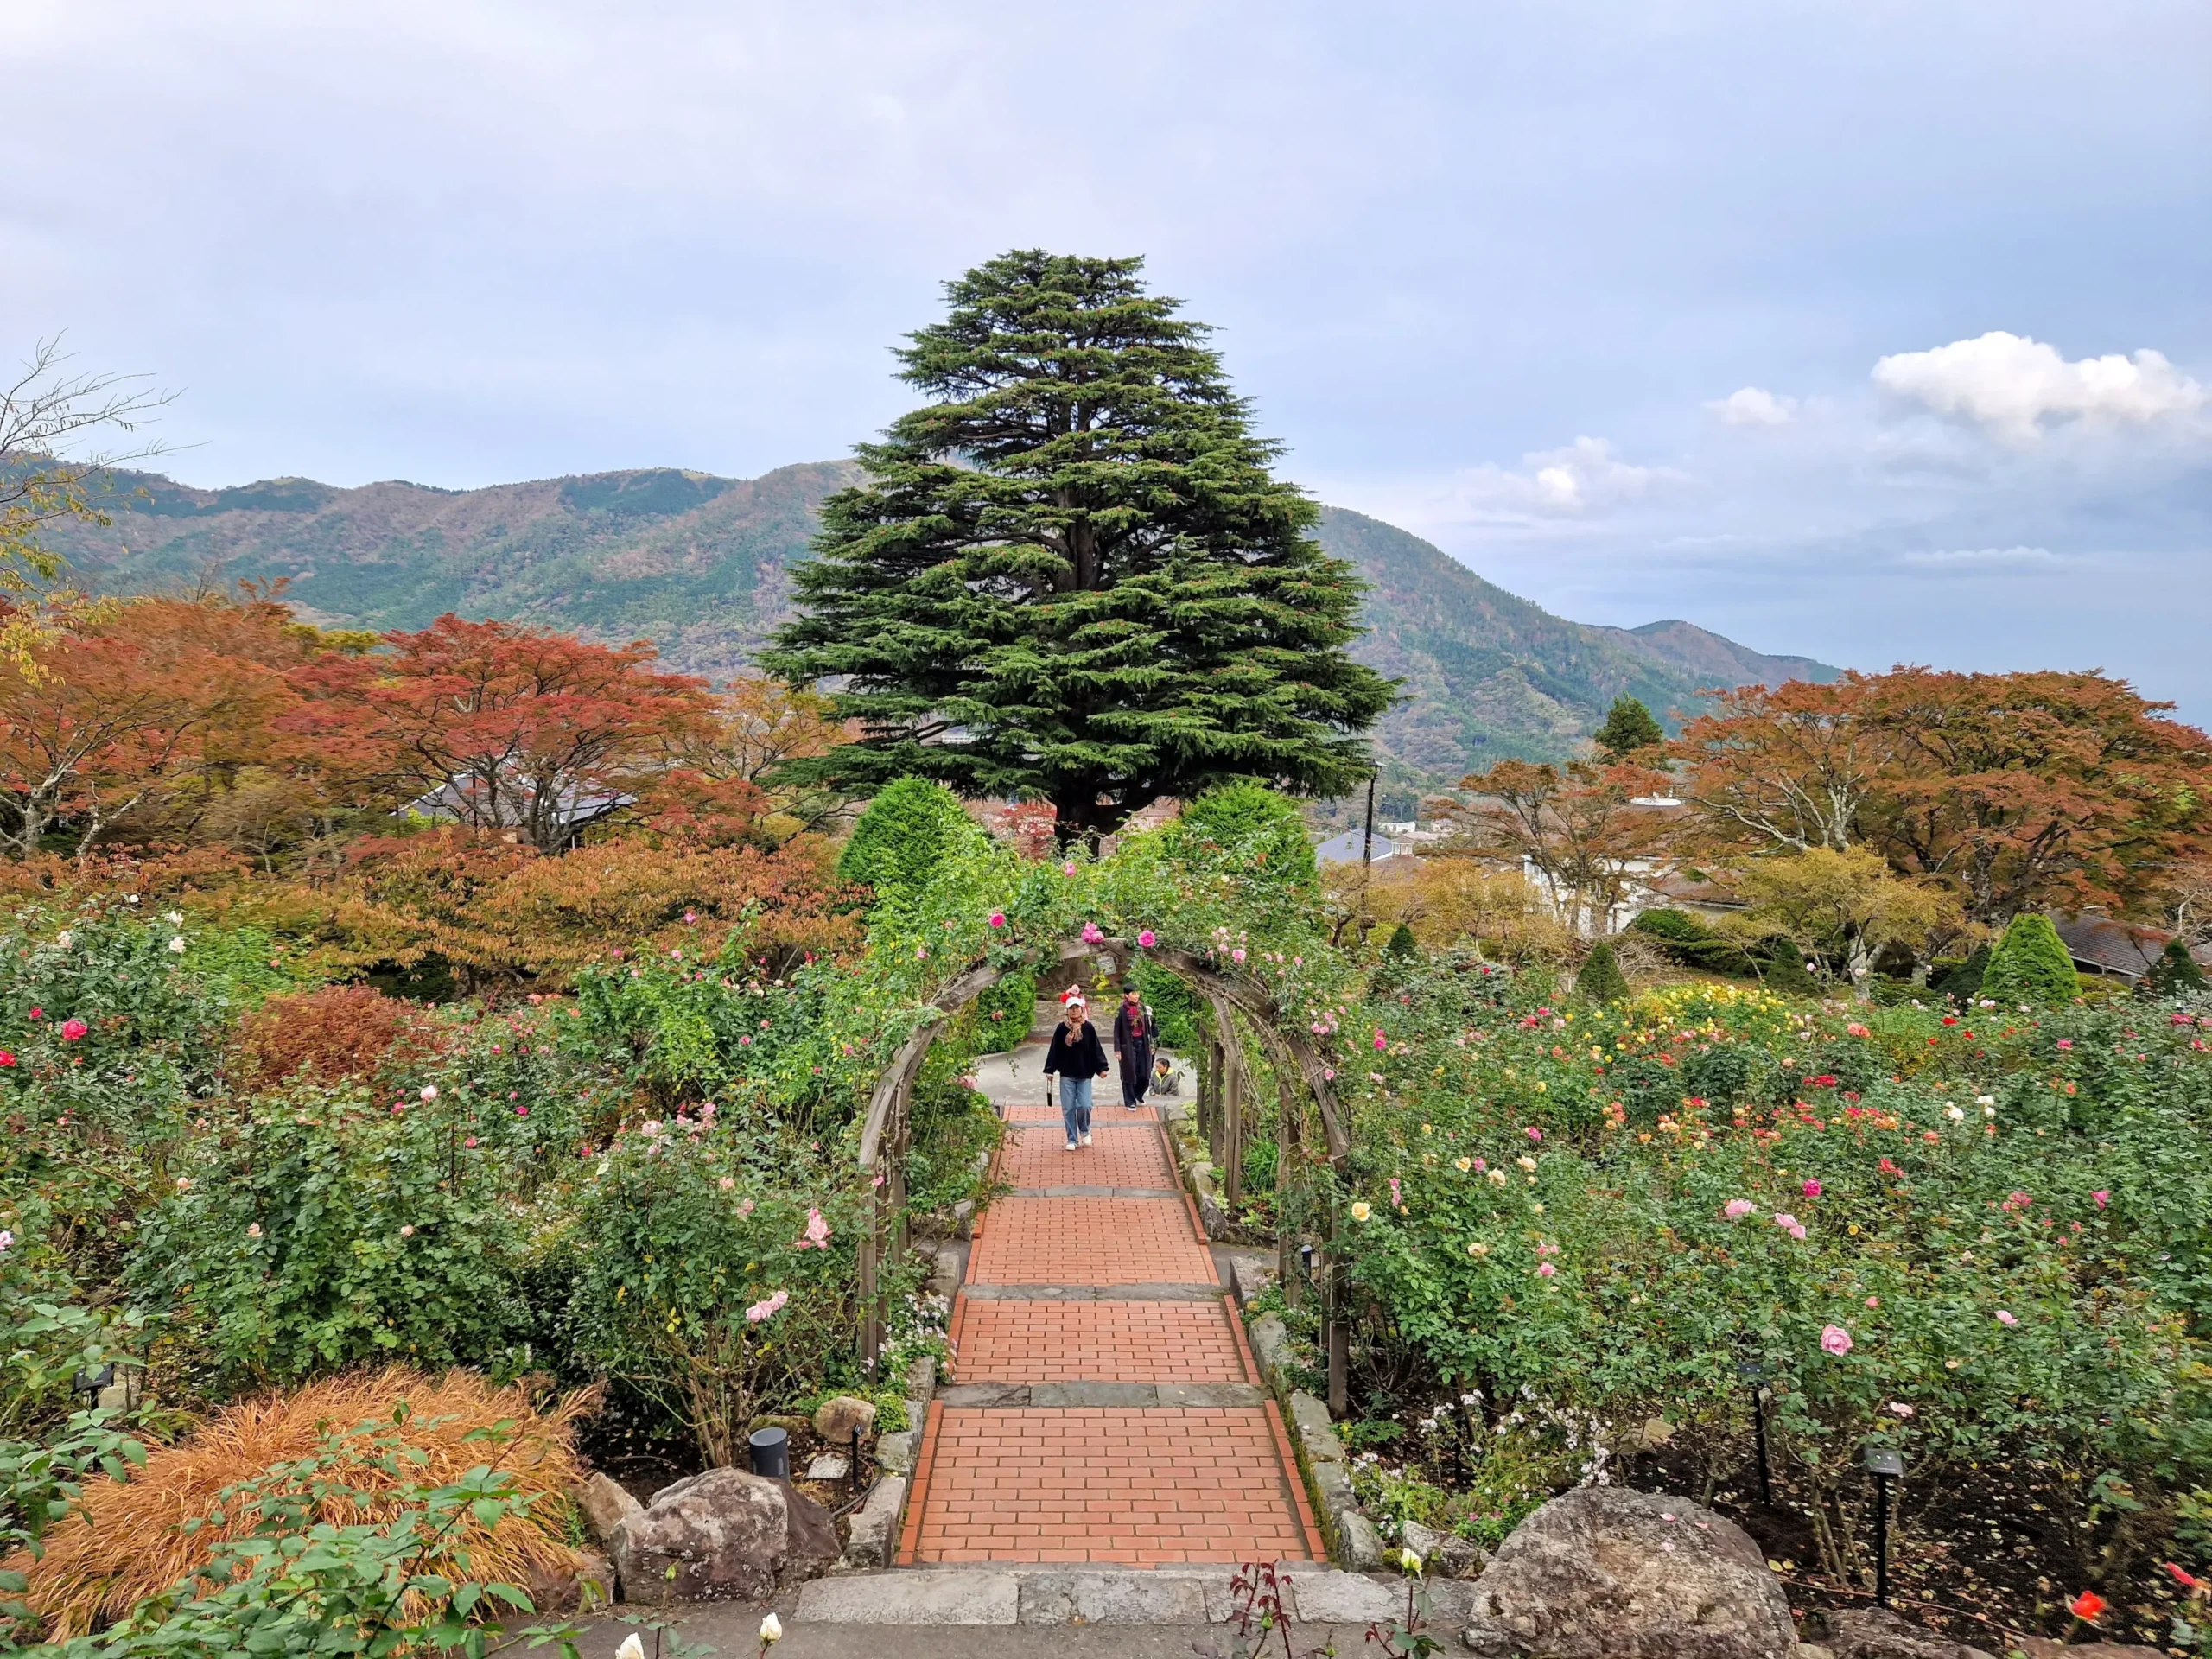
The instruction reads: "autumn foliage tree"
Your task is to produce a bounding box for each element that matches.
[284,615,717,853]
[1436,758,1681,936]
[1677,668,2212,929]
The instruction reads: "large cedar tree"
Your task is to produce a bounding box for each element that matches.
[763,251,1394,842]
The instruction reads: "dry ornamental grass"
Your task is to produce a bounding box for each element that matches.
[9,1367,594,1640]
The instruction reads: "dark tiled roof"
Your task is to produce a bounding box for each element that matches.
[2051,912,2212,980]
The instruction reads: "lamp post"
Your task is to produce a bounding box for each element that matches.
[1864,1446,1904,1607]
[72,1363,115,1414]
[1737,1359,1771,1507]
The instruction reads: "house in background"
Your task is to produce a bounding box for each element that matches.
[400,775,634,850]
[2051,912,2212,984]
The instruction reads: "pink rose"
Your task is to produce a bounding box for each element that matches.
[1373,1030,1388,1051]
[1527,1127,1543,1142]
[2092,1189,2108,1209]
[1138,930,1155,947]
[989,911,1007,928]
[1535,1262,1555,1277]
[1801,1179,1821,1198]
[1063,861,1077,876]
[1724,1199,1755,1219]
[2056,1039,2072,1050]
[1846,1022,1870,1039]
[1995,1309,2018,1326]
[1887,1402,1913,1418]
[1820,1324,1853,1356]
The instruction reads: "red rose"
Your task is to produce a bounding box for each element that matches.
[60,1019,87,1042]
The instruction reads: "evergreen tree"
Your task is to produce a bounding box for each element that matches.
[1575,938,1630,1003]
[1980,913,2081,1007]
[1933,943,1991,1004]
[2143,937,2208,996]
[836,778,986,906]
[1593,695,1665,760]
[1761,939,1821,995]
[1384,921,1419,959]
[764,251,1395,843]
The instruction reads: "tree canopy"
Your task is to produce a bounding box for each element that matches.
[763,250,1394,843]
[1592,694,1664,760]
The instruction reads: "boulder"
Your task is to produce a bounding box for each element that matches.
[813,1395,878,1446]
[1459,1488,1796,1659]
[2014,1643,2165,1658]
[611,1467,839,1602]
[573,1471,642,1545]
[524,1548,613,1614]
[1825,1607,1994,1659]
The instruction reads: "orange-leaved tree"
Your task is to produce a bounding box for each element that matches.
[1674,675,1893,855]
[1856,668,2212,927]
[1436,758,1681,936]
[0,593,302,860]
[285,615,717,853]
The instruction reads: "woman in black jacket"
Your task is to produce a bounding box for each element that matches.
[1112,987,1155,1111]
[1042,996,1110,1150]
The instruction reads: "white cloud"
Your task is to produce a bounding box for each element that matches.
[1872,331,2204,442]
[1454,435,1685,518]
[1898,545,2063,569]
[1707,385,1796,427]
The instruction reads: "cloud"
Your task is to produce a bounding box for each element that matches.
[1872,332,2204,442]
[1897,545,2063,569]
[1452,435,1687,519]
[1707,386,1796,427]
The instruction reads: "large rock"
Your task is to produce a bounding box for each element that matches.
[813,1395,878,1446]
[573,1472,642,1545]
[611,1467,839,1602]
[1459,1488,1796,1659]
[1825,1607,1993,1659]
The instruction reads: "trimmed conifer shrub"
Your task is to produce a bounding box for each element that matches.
[1385,921,1419,958]
[1576,938,1630,1003]
[1761,940,1821,995]
[2144,937,2209,995]
[836,776,988,905]
[1980,913,2081,1007]
[1934,943,1991,1003]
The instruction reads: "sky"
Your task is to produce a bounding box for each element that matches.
[4,1,2209,713]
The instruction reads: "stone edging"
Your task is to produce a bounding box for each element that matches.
[1157,1096,1386,1573]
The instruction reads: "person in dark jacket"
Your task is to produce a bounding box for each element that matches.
[1042,995,1109,1150]
[1112,987,1155,1111]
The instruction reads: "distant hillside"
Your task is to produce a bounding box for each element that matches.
[52,465,1840,779]
[1590,618,1838,693]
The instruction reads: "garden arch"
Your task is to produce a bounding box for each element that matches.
[853,933,1355,1396]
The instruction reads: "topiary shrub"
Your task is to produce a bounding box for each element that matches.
[1384,921,1419,958]
[1759,939,1821,995]
[1160,783,1318,891]
[1627,908,1758,977]
[1933,943,1990,1003]
[1980,913,2081,1007]
[2142,937,2208,996]
[836,777,989,906]
[1575,939,1630,1004]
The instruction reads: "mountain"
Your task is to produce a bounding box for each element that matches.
[49,465,1840,780]
[1589,618,1838,694]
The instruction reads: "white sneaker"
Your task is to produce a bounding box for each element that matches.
[1065,1139,1077,1152]
[1080,1132,1092,1147]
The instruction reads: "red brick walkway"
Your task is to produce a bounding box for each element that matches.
[899,1031,1325,1567]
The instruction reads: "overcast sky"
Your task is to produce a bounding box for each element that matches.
[5,1,2208,713]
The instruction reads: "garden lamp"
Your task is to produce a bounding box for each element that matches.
[1863,1446,1904,1606]
[73,1363,115,1412]
[748,1426,791,1482]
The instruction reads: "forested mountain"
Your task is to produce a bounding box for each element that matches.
[52,464,1839,779]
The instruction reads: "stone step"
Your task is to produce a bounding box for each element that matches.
[957,1281,1223,1301]
[933,1381,1268,1408]
[795,1563,1453,1628]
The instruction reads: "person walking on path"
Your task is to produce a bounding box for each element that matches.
[1043,995,1109,1151]
[1112,987,1156,1111]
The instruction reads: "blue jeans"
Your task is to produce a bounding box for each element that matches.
[1058,1074,1095,1141]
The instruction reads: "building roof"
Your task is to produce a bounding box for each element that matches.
[2051,912,2212,981]
[1314,829,1398,865]
[402,774,635,834]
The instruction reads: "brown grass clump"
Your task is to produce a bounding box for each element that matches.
[10,1368,596,1639]
[229,984,445,1092]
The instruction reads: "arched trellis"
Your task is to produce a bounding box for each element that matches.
[855,935,1357,1409]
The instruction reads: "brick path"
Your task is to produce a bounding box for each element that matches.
[899,1024,1324,1567]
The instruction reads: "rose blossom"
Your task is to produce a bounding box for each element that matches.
[1820,1325,1853,1356]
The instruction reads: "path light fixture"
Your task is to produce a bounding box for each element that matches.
[1737,1358,1771,1507]
[1863,1446,1905,1606]
[748,1426,790,1481]
[73,1363,114,1412]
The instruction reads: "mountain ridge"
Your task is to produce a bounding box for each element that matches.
[50,463,1841,780]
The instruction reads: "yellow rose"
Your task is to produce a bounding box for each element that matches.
[1350,1200,1373,1222]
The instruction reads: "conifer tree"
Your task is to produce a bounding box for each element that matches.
[1575,938,1630,1003]
[765,251,1395,843]
[1980,913,2081,1007]
[1593,695,1665,760]
[2142,937,2207,996]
